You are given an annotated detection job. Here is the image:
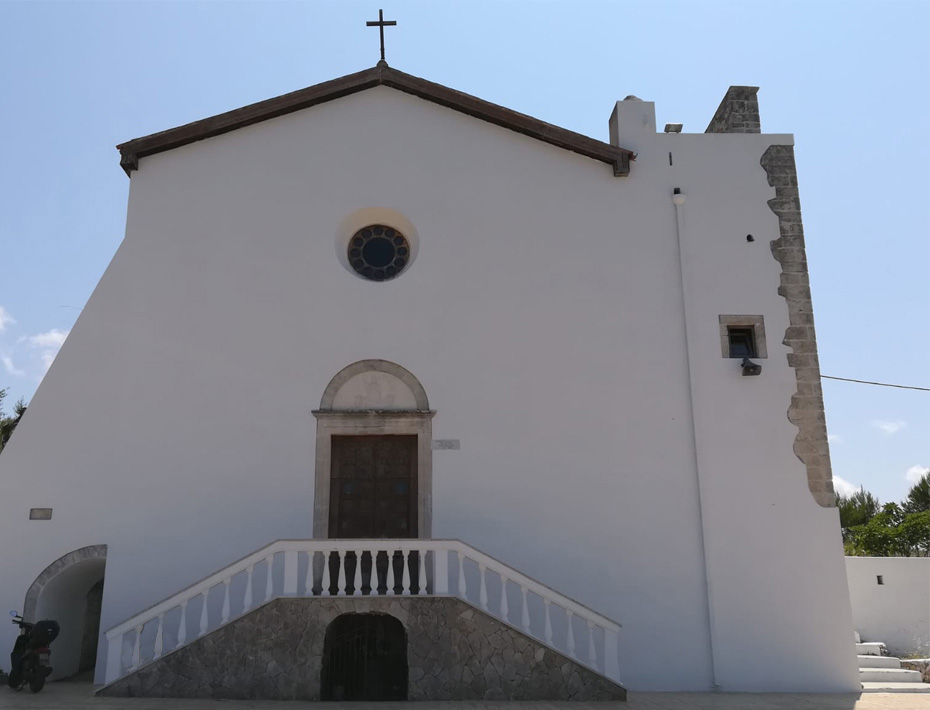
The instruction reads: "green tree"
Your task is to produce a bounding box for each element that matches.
[836,486,880,536]
[903,470,930,514]
[846,503,930,558]
[0,388,27,454]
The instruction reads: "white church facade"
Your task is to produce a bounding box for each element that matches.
[0,62,860,698]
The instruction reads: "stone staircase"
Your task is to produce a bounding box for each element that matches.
[856,633,930,693]
[98,539,625,700]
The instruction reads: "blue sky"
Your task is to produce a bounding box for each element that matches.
[0,0,927,503]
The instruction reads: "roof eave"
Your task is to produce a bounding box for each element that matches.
[117,65,632,177]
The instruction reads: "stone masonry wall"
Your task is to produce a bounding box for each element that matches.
[761,144,835,507]
[98,597,626,701]
[705,86,761,134]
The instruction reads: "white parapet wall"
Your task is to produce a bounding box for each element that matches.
[846,557,930,657]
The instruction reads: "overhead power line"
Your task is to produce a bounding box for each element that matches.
[821,375,930,392]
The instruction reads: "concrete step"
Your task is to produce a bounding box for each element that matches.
[861,682,930,693]
[856,641,887,655]
[859,668,923,683]
[858,654,902,669]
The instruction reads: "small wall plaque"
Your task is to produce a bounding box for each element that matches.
[431,439,460,450]
[29,508,53,520]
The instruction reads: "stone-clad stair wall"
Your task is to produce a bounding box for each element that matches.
[97,597,627,701]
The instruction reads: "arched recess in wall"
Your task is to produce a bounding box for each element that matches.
[313,360,434,539]
[321,613,408,700]
[24,544,107,681]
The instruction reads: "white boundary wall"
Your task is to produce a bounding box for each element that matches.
[847,557,930,657]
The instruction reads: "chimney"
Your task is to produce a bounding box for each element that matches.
[609,95,656,155]
[705,86,761,134]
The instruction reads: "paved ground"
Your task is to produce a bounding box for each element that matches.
[1,683,928,710]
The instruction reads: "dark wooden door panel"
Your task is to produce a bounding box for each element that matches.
[330,436,417,538]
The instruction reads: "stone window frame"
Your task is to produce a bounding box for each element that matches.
[312,360,434,540]
[719,315,767,359]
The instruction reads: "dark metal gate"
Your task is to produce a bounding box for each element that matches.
[321,613,408,701]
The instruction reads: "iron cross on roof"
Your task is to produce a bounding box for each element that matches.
[366,9,397,67]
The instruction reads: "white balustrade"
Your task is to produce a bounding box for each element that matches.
[566,610,576,658]
[153,614,164,659]
[499,576,509,621]
[198,592,208,637]
[243,565,253,612]
[264,556,274,602]
[221,581,230,624]
[385,551,395,595]
[177,602,187,646]
[103,539,622,686]
[353,551,363,596]
[337,551,347,595]
[479,564,489,611]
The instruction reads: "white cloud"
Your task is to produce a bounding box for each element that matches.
[0,305,14,332]
[26,329,69,349]
[40,350,58,373]
[872,420,907,436]
[833,475,859,497]
[828,434,843,444]
[22,329,70,375]
[906,465,929,485]
[1,354,25,377]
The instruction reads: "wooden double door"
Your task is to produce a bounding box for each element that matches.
[329,435,418,539]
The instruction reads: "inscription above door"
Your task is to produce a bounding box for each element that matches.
[330,436,418,538]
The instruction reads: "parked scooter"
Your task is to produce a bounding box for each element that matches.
[7,611,59,693]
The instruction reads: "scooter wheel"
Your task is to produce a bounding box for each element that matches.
[7,669,23,689]
[29,674,45,693]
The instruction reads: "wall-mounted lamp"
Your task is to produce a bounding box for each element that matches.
[741,358,762,377]
[664,123,683,133]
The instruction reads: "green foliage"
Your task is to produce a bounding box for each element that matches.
[840,474,930,557]
[903,470,930,514]
[845,502,930,558]
[836,487,880,531]
[0,388,27,454]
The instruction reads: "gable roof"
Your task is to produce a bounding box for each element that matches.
[116,65,633,177]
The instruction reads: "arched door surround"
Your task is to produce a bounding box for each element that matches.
[313,360,434,539]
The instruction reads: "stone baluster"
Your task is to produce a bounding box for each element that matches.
[304,553,315,597]
[457,552,467,597]
[587,620,597,669]
[605,629,620,682]
[353,551,363,596]
[283,550,298,596]
[418,550,428,594]
[566,610,576,658]
[401,551,411,595]
[432,548,449,594]
[243,565,254,612]
[177,602,187,647]
[337,551,347,595]
[384,551,395,595]
[131,625,142,669]
[544,599,553,645]
[221,580,231,624]
[198,591,209,637]
[499,576,509,621]
[321,552,332,596]
[264,556,274,602]
[478,564,488,611]
[153,614,164,659]
[520,586,530,633]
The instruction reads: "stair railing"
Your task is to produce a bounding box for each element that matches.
[103,539,621,685]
